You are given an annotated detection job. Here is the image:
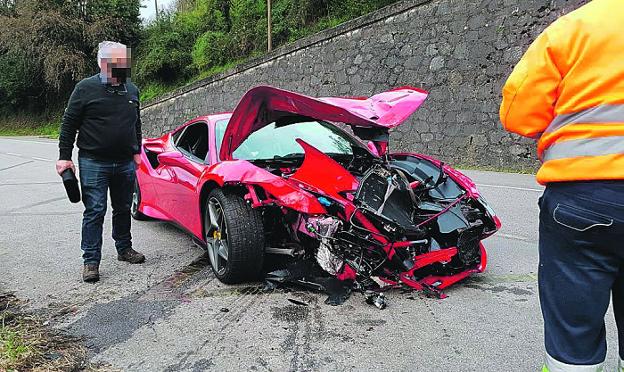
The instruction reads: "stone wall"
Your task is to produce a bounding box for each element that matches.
[141,0,586,172]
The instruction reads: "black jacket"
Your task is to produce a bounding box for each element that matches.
[58,74,142,161]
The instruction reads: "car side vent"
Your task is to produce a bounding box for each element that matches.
[145,148,160,169]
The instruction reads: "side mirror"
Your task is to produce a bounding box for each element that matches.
[157,151,187,167]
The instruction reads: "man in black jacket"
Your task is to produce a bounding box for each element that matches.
[56,41,146,283]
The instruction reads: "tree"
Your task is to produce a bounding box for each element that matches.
[0,0,142,114]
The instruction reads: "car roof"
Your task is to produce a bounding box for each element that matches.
[195,113,232,124]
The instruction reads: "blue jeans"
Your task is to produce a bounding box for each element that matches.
[78,156,136,264]
[539,181,624,367]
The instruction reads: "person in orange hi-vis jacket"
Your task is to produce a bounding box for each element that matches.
[500,0,624,370]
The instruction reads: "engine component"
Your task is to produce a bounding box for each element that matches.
[306,216,344,275]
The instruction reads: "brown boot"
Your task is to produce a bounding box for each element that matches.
[118,248,145,264]
[83,264,100,283]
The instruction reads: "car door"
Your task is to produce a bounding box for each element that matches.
[145,127,185,221]
[164,121,209,237]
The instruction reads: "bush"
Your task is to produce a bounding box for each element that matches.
[0,0,142,114]
[2,0,403,112]
[192,31,230,71]
[135,14,197,83]
[228,0,267,57]
[137,0,230,85]
[0,52,40,111]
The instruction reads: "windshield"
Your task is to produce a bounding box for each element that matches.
[216,119,366,161]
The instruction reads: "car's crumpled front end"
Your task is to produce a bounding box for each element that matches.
[219,85,500,305]
[253,137,500,303]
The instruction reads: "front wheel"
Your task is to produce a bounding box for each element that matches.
[204,189,265,283]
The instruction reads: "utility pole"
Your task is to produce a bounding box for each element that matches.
[267,0,272,52]
[154,0,159,19]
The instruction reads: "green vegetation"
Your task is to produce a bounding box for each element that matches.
[0,293,107,371]
[0,112,61,138]
[137,0,399,100]
[0,328,31,366]
[0,0,141,136]
[0,0,142,114]
[0,121,60,138]
[0,0,399,135]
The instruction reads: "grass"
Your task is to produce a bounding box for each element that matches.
[0,293,119,372]
[288,16,348,42]
[140,56,252,103]
[0,121,60,138]
[0,114,61,138]
[196,57,250,80]
[139,82,175,102]
[0,328,31,366]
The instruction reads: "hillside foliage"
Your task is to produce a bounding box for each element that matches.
[136,0,398,93]
[0,0,142,116]
[0,0,398,122]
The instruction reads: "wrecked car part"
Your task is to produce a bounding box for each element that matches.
[256,143,498,305]
[314,245,343,275]
[365,291,387,310]
[313,218,344,275]
[287,298,309,306]
[265,247,300,257]
[322,279,353,306]
[220,86,429,161]
[265,261,354,306]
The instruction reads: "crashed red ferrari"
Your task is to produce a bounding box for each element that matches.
[133,86,501,304]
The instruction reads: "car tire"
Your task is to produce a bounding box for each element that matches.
[204,188,265,283]
[131,178,150,221]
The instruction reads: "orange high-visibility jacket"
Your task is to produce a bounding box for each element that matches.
[500,0,624,185]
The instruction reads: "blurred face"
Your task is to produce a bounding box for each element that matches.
[99,47,132,85]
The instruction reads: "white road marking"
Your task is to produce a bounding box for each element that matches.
[496,233,534,242]
[0,138,56,145]
[476,183,543,193]
[1,151,54,162]
[0,181,58,186]
[0,160,34,172]
[31,156,53,162]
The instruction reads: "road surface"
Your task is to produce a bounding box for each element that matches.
[0,136,619,371]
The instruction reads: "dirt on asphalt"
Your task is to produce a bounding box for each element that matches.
[0,291,117,372]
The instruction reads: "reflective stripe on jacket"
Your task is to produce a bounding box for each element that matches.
[500,0,624,185]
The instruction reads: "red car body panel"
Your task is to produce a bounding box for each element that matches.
[135,86,500,297]
[219,85,428,160]
[201,160,328,215]
[289,139,359,202]
[137,114,330,238]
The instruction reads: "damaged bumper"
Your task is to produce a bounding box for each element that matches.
[262,146,500,306]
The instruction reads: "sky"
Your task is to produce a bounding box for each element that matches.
[140,0,177,23]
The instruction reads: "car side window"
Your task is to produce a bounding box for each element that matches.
[175,122,209,163]
[171,127,184,145]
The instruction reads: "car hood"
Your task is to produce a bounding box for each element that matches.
[219,85,428,160]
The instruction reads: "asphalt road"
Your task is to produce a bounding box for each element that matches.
[0,136,619,371]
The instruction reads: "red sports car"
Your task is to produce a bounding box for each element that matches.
[132,86,500,298]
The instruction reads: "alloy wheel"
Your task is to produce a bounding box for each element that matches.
[205,197,229,275]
